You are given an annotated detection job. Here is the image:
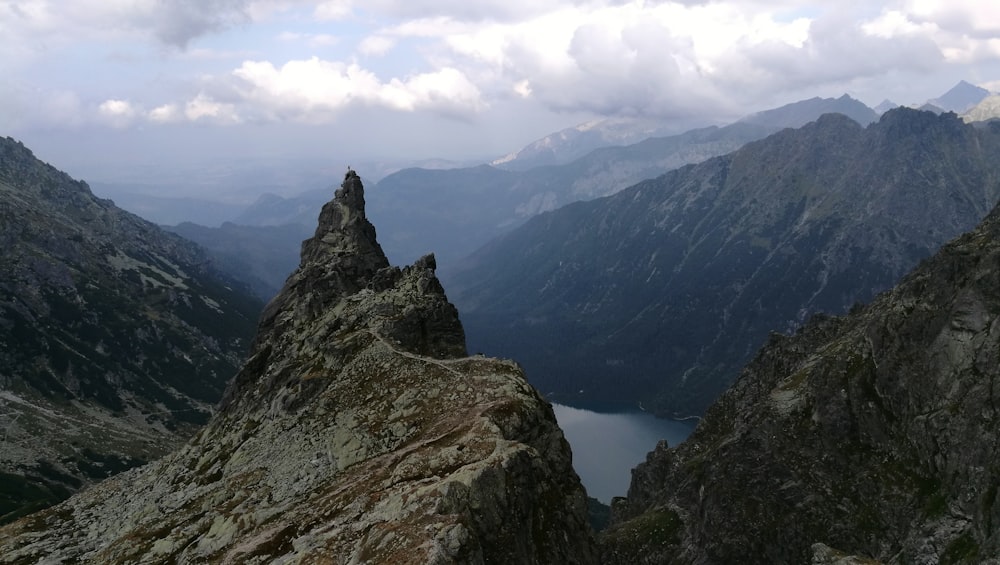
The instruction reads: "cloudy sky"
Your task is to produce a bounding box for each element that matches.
[4,0,1000,188]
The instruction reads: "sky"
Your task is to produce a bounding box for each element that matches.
[4,0,1000,191]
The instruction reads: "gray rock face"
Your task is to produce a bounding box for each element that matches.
[601,199,1000,563]
[0,170,598,564]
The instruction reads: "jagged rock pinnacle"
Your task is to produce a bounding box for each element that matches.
[299,168,388,282]
[256,171,389,346]
[237,169,468,410]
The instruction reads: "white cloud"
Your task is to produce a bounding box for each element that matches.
[185,93,241,123]
[8,0,1000,138]
[419,3,762,116]
[862,10,931,38]
[309,33,340,47]
[231,58,379,119]
[513,80,532,98]
[902,0,1000,36]
[358,35,396,57]
[226,56,483,121]
[277,31,340,47]
[388,1,992,117]
[341,0,582,23]
[98,98,138,128]
[314,0,353,21]
[149,103,182,123]
[379,67,484,114]
[859,1,1000,64]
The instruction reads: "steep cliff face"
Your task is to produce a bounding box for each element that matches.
[0,170,597,564]
[451,109,1000,416]
[602,198,1000,564]
[0,137,261,522]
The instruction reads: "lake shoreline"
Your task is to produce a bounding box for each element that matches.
[551,403,696,504]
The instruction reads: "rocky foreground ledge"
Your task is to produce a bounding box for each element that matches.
[0,170,598,564]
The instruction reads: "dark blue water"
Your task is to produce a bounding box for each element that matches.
[552,403,696,503]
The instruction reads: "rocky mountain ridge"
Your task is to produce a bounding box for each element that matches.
[738,94,877,128]
[449,108,1000,417]
[602,192,1000,564]
[490,116,693,171]
[372,95,875,269]
[0,137,261,523]
[0,170,598,564]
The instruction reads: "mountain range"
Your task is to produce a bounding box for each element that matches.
[738,94,877,128]
[489,116,694,171]
[195,94,876,285]
[0,137,262,523]
[449,109,1000,417]
[0,170,598,564]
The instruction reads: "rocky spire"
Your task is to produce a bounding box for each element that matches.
[299,169,388,277]
[257,170,389,336]
[232,169,467,411]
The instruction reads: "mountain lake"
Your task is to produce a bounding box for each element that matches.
[551,403,696,504]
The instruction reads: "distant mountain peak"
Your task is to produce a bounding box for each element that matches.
[739,94,877,128]
[874,99,899,114]
[928,79,990,113]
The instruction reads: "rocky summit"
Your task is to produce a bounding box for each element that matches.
[601,197,1000,563]
[0,137,261,523]
[0,170,598,564]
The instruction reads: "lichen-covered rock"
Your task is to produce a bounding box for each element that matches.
[602,198,1000,563]
[0,170,597,564]
[811,543,883,565]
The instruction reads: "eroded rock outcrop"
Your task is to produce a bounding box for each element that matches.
[601,198,1000,563]
[0,170,597,564]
